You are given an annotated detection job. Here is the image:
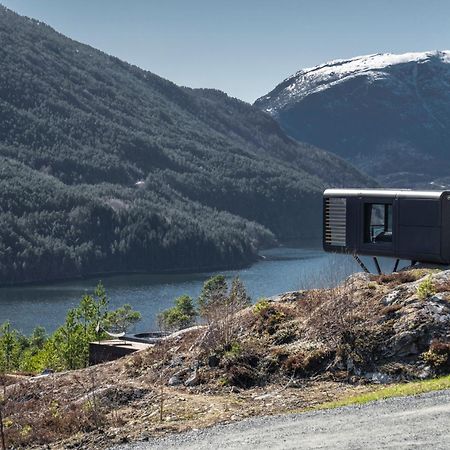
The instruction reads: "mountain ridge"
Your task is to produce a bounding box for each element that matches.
[257,50,450,111]
[255,51,450,187]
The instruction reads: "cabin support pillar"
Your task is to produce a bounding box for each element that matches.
[353,255,370,273]
[393,259,400,272]
[373,257,382,275]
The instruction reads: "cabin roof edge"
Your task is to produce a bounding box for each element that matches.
[323,188,449,199]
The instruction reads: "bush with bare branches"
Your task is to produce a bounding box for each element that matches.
[199,276,251,353]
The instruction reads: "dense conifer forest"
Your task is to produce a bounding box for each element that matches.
[0,6,370,284]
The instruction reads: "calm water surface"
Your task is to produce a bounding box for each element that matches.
[0,247,404,334]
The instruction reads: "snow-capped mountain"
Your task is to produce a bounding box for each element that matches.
[255,51,450,187]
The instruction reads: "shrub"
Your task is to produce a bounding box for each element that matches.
[198,275,228,322]
[422,341,450,373]
[103,304,142,333]
[253,299,270,315]
[284,348,334,377]
[272,323,298,345]
[221,341,262,388]
[417,276,436,299]
[0,283,143,373]
[218,376,229,386]
[158,295,197,331]
[0,322,20,372]
[223,342,242,359]
[377,270,430,286]
[226,364,258,388]
[199,276,251,351]
[252,301,287,335]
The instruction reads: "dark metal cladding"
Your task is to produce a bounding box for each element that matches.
[323,188,450,264]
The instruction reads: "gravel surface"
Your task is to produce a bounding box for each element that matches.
[113,389,450,449]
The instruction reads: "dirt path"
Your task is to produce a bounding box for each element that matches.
[113,389,450,449]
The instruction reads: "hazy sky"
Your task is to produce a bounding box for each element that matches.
[2,0,450,102]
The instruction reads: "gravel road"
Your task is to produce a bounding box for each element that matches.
[114,389,450,449]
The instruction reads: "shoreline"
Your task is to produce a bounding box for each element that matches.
[1,243,327,336]
[0,259,256,290]
[0,239,323,289]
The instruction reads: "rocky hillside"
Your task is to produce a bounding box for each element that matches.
[255,51,450,187]
[3,268,450,448]
[0,6,371,284]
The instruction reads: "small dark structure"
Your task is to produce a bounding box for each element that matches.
[323,189,450,271]
[88,332,167,365]
[89,339,151,366]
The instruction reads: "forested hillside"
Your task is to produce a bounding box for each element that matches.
[0,6,370,284]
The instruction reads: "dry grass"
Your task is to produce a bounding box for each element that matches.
[371,268,436,287]
[290,280,387,361]
[2,373,101,447]
[0,350,376,449]
[3,268,450,448]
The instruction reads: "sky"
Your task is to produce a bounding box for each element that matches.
[2,0,450,103]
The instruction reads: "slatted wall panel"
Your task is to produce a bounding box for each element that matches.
[325,197,346,246]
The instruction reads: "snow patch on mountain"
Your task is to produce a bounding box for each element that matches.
[258,51,450,113]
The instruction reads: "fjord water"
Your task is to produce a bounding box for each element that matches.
[0,246,399,335]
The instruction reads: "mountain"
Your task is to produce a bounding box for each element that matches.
[0,6,370,284]
[255,51,450,187]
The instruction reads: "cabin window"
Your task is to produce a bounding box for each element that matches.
[364,203,392,244]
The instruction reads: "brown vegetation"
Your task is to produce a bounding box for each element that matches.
[2,268,450,448]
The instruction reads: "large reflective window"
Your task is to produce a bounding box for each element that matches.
[364,203,392,243]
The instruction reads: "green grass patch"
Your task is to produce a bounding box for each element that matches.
[317,375,450,410]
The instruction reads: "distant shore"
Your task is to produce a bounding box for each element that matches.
[0,238,323,289]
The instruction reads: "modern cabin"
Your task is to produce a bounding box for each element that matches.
[323,189,450,265]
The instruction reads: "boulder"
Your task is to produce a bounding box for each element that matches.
[168,375,182,386]
[184,371,200,387]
